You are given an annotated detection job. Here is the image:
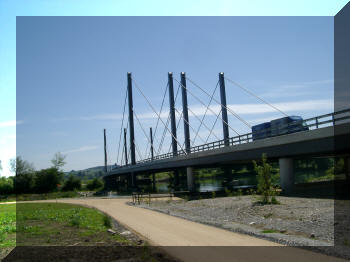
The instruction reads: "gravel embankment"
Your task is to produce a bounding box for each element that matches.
[136,196,334,245]
[134,195,350,259]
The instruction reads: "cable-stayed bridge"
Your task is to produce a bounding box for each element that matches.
[103,72,350,193]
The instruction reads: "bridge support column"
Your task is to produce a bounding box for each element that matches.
[345,156,350,180]
[186,167,195,192]
[131,172,137,190]
[219,72,230,146]
[174,170,180,191]
[152,173,156,192]
[279,158,294,194]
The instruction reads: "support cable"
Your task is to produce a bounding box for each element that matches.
[176,107,207,144]
[155,82,182,157]
[135,142,143,162]
[205,108,222,143]
[156,113,171,156]
[151,83,169,148]
[167,110,185,154]
[224,76,288,117]
[132,78,187,154]
[121,139,125,166]
[173,78,240,136]
[134,111,152,157]
[187,104,221,142]
[116,88,128,165]
[192,80,219,145]
[185,76,251,128]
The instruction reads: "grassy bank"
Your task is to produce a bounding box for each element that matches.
[0,204,16,247]
[16,203,128,246]
[2,203,178,261]
[16,191,80,201]
[0,204,16,260]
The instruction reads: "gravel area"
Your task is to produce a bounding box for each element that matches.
[136,196,334,245]
[134,195,350,259]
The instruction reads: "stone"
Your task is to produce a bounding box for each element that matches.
[120,230,131,235]
[107,229,117,235]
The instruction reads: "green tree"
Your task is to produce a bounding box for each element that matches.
[62,175,82,191]
[86,178,104,191]
[0,160,2,175]
[34,167,64,193]
[11,156,35,175]
[253,154,279,204]
[51,152,67,170]
[0,177,14,195]
[11,157,35,194]
[14,172,35,194]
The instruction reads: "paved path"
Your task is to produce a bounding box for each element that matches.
[36,198,346,262]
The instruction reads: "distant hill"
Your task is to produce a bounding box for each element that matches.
[65,165,118,181]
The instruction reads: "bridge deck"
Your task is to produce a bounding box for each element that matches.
[106,122,350,176]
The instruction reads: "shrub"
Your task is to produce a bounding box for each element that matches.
[253,154,279,204]
[62,175,81,192]
[103,215,112,228]
[86,178,104,191]
[15,173,35,194]
[0,177,14,195]
[34,168,64,193]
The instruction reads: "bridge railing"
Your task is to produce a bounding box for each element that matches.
[117,108,350,168]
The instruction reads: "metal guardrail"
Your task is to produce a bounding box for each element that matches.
[116,108,350,168]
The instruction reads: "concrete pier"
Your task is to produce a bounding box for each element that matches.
[186,167,195,192]
[279,158,294,194]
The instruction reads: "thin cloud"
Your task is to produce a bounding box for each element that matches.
[187,99,333,116]
[77,99,333,125]
[80,114,123,121]
[260,79,333,98]
[62,146,98,154]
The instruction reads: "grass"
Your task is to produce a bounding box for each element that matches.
[1,203,175,261]
[0,204,16,247]
[15,203,130,246]
[261,229,280,234]
[16,191,79,201]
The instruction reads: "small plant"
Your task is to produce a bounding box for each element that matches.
[248,188,256,195]
[253,154,279,204]
[262,229,279,234]
[224,188,232,197]
[211,191,216,199]
[264,213,273,219]
[271,196,280,205]
[103,215,112,228]
[344,238,350,247]
[69,214,81,227]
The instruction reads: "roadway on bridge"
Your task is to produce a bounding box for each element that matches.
[44,198,346,262]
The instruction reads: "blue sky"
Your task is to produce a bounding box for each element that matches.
[0,1,348,176]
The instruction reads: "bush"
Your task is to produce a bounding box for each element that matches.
[103,215,112,228]
[0,177,14,195]
[15,173,35,194]
[34,168,64,193]
[253,154,279,204]
[86,178,104,191]
[62,175,81,192]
